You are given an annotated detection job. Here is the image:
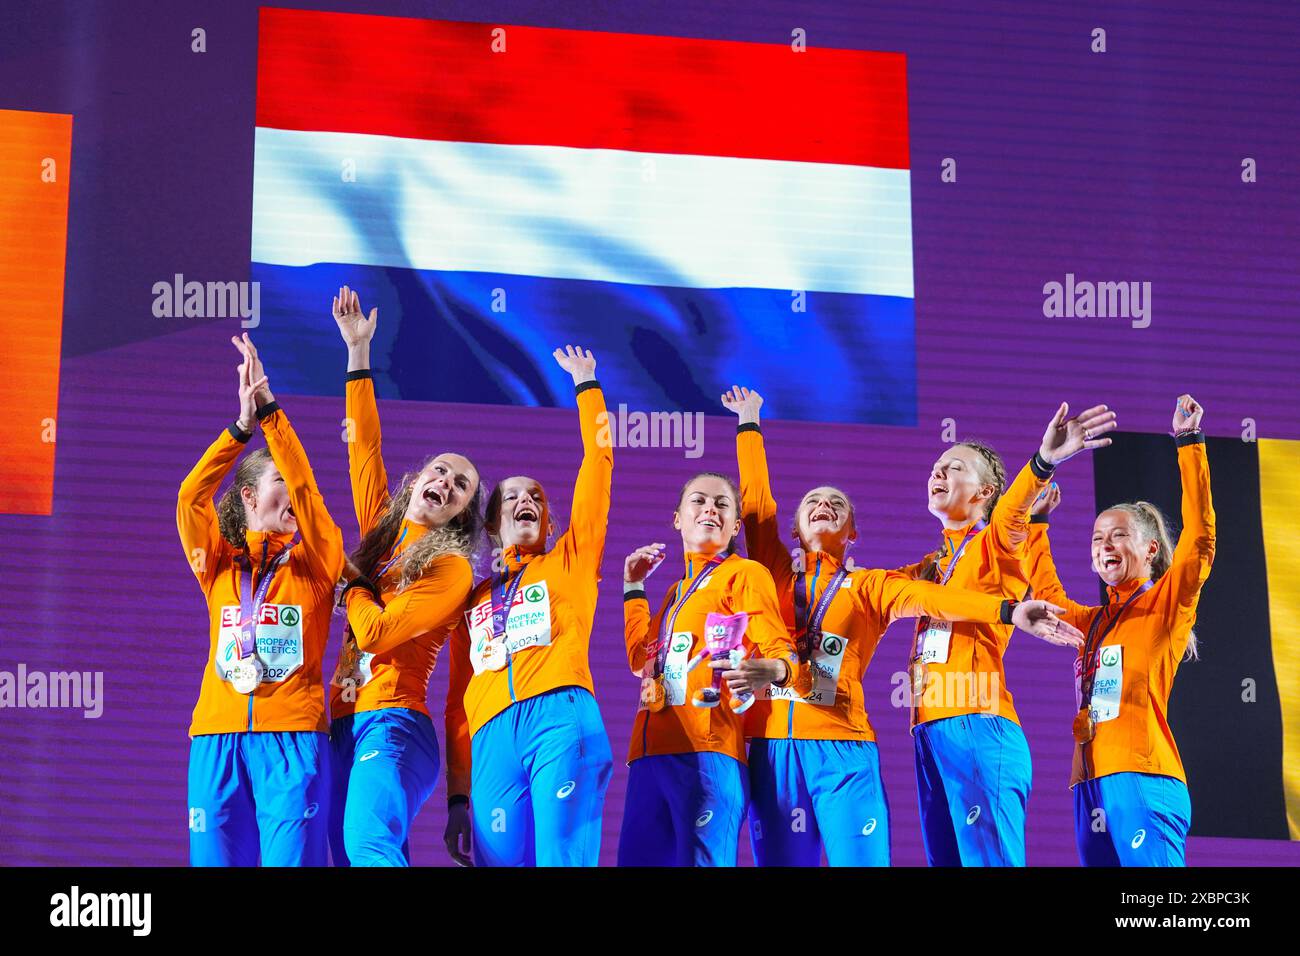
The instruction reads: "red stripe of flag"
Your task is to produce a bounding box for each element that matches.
[256,8,909,169]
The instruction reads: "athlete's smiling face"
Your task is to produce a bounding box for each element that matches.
[244,463,296,535]
[674,477,741,556]
[796,486,856,554]
[405,454,479,529]
[492,476,552,551]
[1092,509,1159,586]
[927,446,994,523]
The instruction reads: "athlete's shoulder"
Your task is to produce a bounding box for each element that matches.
[727,555,779,584]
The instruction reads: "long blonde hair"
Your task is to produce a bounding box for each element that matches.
[349,458,486,591]
[1106,501,1198,661]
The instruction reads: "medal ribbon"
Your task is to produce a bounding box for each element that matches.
[236,541,293,659]
[491,566,530,659]
[652,555,729,678]
[794,560,848,662]
[1077,580,1152,710]
[909,519,986,663]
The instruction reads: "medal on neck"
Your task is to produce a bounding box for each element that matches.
[1072,707,1095,744]
[230,544,291,695]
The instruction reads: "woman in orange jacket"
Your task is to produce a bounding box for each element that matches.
[327,287,485,866]
[902,400,1118,866]
[180,334,346,866]
[1024,395,1214,866]
[618,472,803,867]
[721,386,1084,866]
[442,345,614,867]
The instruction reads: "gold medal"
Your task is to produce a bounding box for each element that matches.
[910,660,927,702]
[640,675,667,712]
[1072,707,1095,744]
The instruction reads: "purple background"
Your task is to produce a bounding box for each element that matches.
[1,0,1298,865]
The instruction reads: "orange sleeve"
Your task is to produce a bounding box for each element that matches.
[258,405,347,587]
[346,374,391,536]
[345,555,474,656]
[862,569,1006,629]
[731,562,799,683]
[735,426,792,578]
[176,426,244,593]
[1022,519,1094,631]
[624,589,653,674]
[989,459,1052,557]
[1162,438,1215,629]
[555,383,613,576]
[894,552,939,581]
[444,617,474,799]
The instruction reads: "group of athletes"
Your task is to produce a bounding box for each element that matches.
[178,285,1215,868]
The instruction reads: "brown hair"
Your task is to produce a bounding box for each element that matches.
[957,440,1007,522]
[216,447,275,546]
[350,457,486,590]
[484,478,560,545]
[678,471,742,554]
[789,486,858,547]
[1105,501,1198,660]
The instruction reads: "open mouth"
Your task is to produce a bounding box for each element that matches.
[697,518,721,531]
[514,506,538,524]
[1101,555,1122,571]
[929,482,948,497]
[422,487,444,507]
[809,509,836,524]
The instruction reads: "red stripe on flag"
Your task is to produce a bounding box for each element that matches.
[255,8,909,169]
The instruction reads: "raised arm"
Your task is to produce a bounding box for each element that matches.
[622,542,667,673]
[553,346,612,574]
[176,427,245,593]
[1161,396,1216,628]
[344,555,474,656]
[235,334,346,586]
[1021,482,1094,630]
[724,386,789,577]
[333,286,390,534]
[990,402,1119,556]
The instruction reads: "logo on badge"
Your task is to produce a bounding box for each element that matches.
[525,585,545,603]
[280,606,301,627]
[672,637,690,653]
[821,636,844,657]
[1100,646,1120,667]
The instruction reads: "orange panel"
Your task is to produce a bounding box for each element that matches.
[0,109,72,515]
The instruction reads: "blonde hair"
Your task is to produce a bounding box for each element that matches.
[1105,501,1198,661]
[957,440,1007,522]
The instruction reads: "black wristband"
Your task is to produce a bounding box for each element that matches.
[736,422,761,435]
[1029,453,1056,480]
[623,587,647,602]
[228,422,252,443]
[1175,431,1205,447]
[448,794,469,810]
[1029,514,1049,525]
[339,575,381,605]
[1000,599,1017,625]
[255,400,281,422]
[346,369,373,381]
[575,379,601,395]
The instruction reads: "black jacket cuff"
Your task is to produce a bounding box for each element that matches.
[1029,514,1049,525]
[228,422,253,443]
[1000,599,1017,625]
[255,400,281,422]
[346,369,373,381]
[575,379,601,395]
[1029,452,1056,480]
[1175,431,1205,447]
[736,422,761,435]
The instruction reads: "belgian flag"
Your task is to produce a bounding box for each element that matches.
[1093,432,1299,840]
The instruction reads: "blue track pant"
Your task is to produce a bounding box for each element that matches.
[913,714,1032,866]
[1074,772,1191,866]
[617,751,748,867]
[470,686,613,867]
[329,708,440,867]
[748,738,891,866]
[188,731,330,866]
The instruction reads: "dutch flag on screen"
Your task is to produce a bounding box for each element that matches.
[250,8,916,425]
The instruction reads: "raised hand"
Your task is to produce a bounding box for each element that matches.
[1012,600,1085,649]
[720,385,763,426]
[232,333,273,416]
[1172,394,1204,434]
[624,542,668,584]
[236,352,269,432]
[1031,481,1062,517]
[1039,403,1117,467]
[332,285,377,348]
[552,344,596,385]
